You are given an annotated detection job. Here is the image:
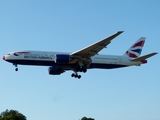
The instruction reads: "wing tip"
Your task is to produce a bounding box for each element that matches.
[118,31,124,33]
[153,52,158,55]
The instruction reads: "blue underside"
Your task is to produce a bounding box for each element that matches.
[6,60,128,69]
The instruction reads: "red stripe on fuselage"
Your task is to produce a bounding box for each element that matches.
[15,52,30,54]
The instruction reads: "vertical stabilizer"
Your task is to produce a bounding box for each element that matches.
[123,37,146,59]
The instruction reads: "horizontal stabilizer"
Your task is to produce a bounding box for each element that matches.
[131,52,158,62]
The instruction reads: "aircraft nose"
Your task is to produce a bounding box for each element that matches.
[2,56,5,60]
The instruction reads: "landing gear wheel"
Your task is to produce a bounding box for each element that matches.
[71,73,81,79]
[71,73,75,77]
[78,75,81,79]
[75,74,79,78]
[81,66,87,73]
[15,68,18,71]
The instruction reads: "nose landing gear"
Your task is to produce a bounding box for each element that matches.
[15,68,18,71]
[13,63,18,71]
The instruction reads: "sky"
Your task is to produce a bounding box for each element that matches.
[0,0,160,120]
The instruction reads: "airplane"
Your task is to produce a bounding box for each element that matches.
[2,31,158,79]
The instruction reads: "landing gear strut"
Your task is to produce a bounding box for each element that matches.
[78,62,87,73]
[71,73,81,79]
[13,63,18,71]
[80,66,87,73]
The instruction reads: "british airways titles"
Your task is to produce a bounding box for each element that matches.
[24,54,53,60]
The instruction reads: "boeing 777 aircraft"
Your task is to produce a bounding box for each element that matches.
[2,31,157,79]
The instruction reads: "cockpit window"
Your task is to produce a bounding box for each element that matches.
[7,53,10,55]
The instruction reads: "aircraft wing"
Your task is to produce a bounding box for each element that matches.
[71,31,123,58]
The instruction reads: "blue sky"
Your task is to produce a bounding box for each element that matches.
[0,1,160,120]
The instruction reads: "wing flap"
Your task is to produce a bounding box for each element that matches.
[131,52,158,62]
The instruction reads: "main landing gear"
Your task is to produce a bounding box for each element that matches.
[71,66,88,79]
[79,66,87,73]
[71,73,81,79]
[13,63,18,71]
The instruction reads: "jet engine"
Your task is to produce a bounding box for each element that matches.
[54,54,71,64]
[48,66,64,75]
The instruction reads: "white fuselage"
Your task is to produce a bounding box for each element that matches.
[3,50,142,69]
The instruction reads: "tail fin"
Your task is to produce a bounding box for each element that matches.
[123,37,146,59]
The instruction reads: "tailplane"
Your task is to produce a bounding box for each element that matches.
[131,52,158,63]
[123,37,146,59]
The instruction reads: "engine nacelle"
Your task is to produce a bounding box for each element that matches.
[54,54,71,64]
[48,66,63,75]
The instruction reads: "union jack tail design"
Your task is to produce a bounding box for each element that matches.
[123,37,146,59]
